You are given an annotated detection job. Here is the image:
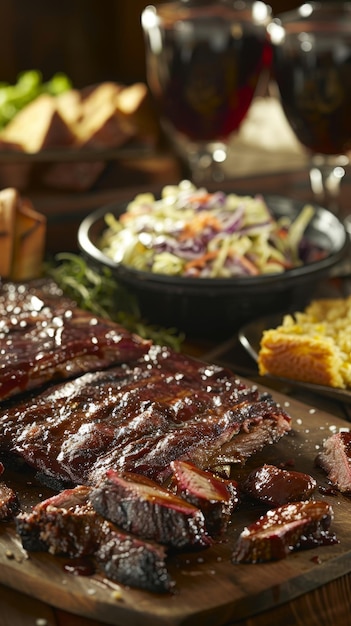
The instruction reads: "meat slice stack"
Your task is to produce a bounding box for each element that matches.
[17,466,235,592]
[16,485,174,593]
[90,469,212,549]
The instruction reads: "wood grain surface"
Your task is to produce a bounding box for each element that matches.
[0,383,350,626]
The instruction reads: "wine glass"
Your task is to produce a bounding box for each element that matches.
[268,2,351,214]
[141,0,272,184]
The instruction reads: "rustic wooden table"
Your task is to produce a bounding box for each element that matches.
[2,160,351,626]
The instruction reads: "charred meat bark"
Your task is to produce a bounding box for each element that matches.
[316,431,351,493]
[170,460,239,537]
[0,460,19,520]
[90,469,211,549]
[16,485,174,593]
[243,464,317,507]
[0,279,150,402]
[0,483,19,520]
[0,345,291,486]
[232,500,337,563]
[16,486,96,554]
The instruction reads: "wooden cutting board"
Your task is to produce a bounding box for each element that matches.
[0,384,350,626]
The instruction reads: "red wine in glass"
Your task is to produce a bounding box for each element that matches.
[142,1,272,182]
[273,36,351,156]
[269,3,351,212]
[151,25,272,142]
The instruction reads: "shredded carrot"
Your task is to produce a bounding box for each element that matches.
[180,212,222,240]
[187,193,214,205]
[276,227,289,239]
[184,250,219,274]
[233,254,260,275]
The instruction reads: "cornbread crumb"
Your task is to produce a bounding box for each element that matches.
[111,589,123,601]
[258,297,351,388]
[5,550,14,559]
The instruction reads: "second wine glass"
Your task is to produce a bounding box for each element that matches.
[268,2,351,214]
[141,0,272,184]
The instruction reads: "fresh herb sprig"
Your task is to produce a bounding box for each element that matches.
[46,253,184,351]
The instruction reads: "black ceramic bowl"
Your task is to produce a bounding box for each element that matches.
[78,194,348,339]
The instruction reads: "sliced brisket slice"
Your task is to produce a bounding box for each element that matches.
[232,500,336,563]
[16,485,174,593]
[243,464,317,507]
[0,279,150,402]
[170,460,239,537]
[0,345,291,486]
[90,469,211,549]
[316,431,351,493]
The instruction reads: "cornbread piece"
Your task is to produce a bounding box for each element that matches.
[73,81,132,148]
[0,81,157,152]
[1,93,74,153]
[41,83,125,190]
[0,93,74,190]
[115,82,160,142]
[0,279,151,401]
[41,82,137,191]
[55,88,83,126]
[316,431,351,493]
[0,345,291,486]
[258,297,351,388]
[16,485,174,593]
[243,464,317,506]
[170,460,239,537]
[0,188,46,280]
[258,328,343,387]
[90,469,211,549]
[0,80,159,190]
[42,88,102,191]
[232,500,336,563]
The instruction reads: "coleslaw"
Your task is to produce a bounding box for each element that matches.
[100,180,324,278]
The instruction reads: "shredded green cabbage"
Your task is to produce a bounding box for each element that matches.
[100,181,322,279]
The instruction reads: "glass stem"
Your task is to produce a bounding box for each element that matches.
[182,141,228,185]
[309,154,349,215]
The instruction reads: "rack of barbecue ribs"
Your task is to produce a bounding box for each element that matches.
[0,278,298,592]
[0,279,292,486]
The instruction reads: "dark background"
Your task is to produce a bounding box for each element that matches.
[0,0,304,88]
